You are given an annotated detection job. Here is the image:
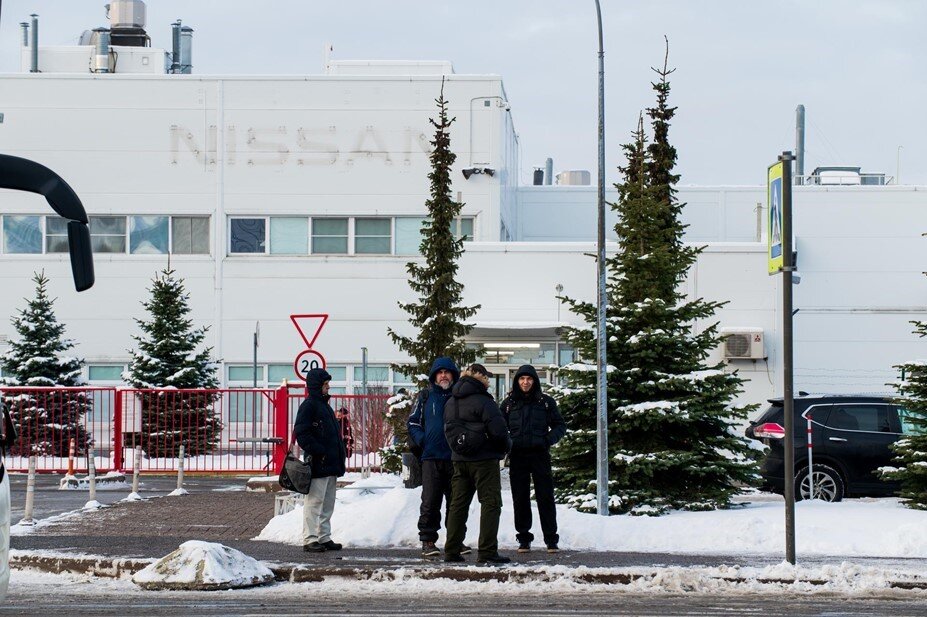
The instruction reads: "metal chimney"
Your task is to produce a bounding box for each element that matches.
[180,25,193,74]
[795,105,805,185]
[170,20,182,74]
[20,22,29,47]
[544,157,553,186]
[533,168,544,185]
[30,14,39,73]
[92,28,112,73]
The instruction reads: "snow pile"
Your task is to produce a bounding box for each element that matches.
[257,477,927,558]
[132,541,274,590]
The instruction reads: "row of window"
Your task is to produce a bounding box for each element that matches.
[1,215,210,255]
[0,214,475,257]
[228,216,474,256]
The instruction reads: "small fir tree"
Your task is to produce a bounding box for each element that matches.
[1,271,91,455]
[880,317,927,508]
[552,45,760,515]
[125,268,221,458]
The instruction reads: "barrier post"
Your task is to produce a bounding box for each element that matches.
[87,446,97,504]
[806,411,814,499]
[272,385,289,474]
[112,388,124,471]
[176,444,186,493]
[65,437,76,477]
[21,455,36,525]
[131,446,142,495]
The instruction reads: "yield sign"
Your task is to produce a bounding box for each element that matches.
[290,314,329,349]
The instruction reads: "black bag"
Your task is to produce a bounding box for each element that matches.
[444,399,487,456]
[279,438,312,494]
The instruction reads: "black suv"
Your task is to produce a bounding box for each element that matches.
[745,393,910,502]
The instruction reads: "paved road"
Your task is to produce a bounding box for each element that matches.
[3,583,927,616]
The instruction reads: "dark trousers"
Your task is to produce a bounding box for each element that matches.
[509,449,559,546]
[444,459,503,559]
[418,458,454,542]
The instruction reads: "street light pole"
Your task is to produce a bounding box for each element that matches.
[594,0,609,517]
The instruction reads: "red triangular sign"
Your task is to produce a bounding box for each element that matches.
[290,314,329,349]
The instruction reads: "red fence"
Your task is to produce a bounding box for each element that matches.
[0,385,392,474]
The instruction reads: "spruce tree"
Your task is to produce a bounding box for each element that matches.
[125,268,221,458]
[552,47,760,515]
[880,320,927,508]
[1,271,91,455]
[387,80,480,382]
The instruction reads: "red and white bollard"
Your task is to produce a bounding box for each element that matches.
[65,438,76,478]
[806,411,814,499]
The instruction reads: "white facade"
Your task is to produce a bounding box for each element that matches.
[1,54,925,408]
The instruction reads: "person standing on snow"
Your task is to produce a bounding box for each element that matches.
[501,364,567,553]
[407,357,469,559]
[294,368,347,553]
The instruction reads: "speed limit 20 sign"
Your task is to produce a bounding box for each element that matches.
[294,349,327,381]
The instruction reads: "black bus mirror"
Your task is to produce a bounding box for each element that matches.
[0,154,95,291]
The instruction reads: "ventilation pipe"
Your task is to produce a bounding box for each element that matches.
[544,157,553,186]
[795,105,805,185]
[20,22,29,47]
[92,28,111,73]
[170,20,182,74]
[533,168,544,185]
[180,25,193,74]
[30,14,39,73]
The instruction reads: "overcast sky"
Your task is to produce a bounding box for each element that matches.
[2,1,926,186]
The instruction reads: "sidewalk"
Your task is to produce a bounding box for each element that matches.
[8,479,927,590]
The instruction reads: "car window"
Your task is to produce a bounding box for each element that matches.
[825,405,891,432]
[897,408,926,435]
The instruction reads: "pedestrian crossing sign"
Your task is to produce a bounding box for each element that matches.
[767,162,784,274]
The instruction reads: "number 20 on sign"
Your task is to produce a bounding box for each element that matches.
[294,349,327,381]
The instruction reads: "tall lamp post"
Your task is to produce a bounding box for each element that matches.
[593,0,609,517]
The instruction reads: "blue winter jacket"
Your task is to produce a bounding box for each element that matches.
[407,357,460,461]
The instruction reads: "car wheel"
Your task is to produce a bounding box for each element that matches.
[796,464,844,502]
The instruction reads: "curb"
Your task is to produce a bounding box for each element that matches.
[11,552,927,590]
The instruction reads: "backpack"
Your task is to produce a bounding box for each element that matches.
[444,398,487,456]
[406,389,429,459]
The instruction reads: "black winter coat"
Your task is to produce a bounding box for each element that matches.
[294,370,347,478]
[444,375,511,462]
[501,364,567,451]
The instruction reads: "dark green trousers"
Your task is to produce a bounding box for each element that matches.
[444,459,503,559]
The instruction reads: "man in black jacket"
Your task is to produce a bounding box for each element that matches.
[501,364,567,553]
[443,364,512,564]
[294,368,347,553]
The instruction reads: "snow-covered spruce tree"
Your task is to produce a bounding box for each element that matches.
[125,268,221,458]
[880,324,927,508]
[551,49,760,515]
[387,85,479,382]
[1,271,90,456]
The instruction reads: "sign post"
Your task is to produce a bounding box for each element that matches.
[769,152,796,565]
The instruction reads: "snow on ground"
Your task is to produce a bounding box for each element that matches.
[257,474,927,558]
[132,541,274,590]
[6,563,927,597]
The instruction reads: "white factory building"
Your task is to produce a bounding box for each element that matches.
[1,2,925,408]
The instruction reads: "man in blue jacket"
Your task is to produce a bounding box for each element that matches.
[407,357,464,558]
[294,368,347,553]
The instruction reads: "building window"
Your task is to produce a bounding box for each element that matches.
[3,215,42,254]
[45,217,70,253]
[354,218,391,254]
[90,216,127,253]
[456,217,475,241]
[312,218,348,254]
[270,217,308,255]
[228,365,264,383]
[230,218,266,253]
[88,365,125,382]
[395,217,425,255]
[172,216,210,254]
[130,216,169,254]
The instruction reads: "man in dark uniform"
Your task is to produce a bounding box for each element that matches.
[501,364,566,553]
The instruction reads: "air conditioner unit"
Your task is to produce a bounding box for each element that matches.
[720,328,765,361]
